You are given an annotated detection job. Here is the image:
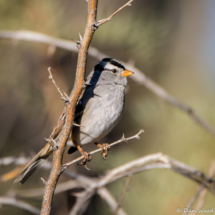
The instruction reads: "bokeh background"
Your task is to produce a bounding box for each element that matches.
[1,0,215,214]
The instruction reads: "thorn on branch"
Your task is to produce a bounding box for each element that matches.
[121,133,127,142]
[79,32,83,42]
[72,39,82,50]
[71,33,83,49]
[41,177,47,185]
[47,67,69,103]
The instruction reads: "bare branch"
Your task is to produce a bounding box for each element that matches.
[0,197,40,215]
[2,152,215,196]
[97,153,215,194]
[2,152,215,195]
[41,1,99,214]
[63,130,144,168]
[0,30,78,53]
[95,0,133,27]
[3,153,215,215]
[0,30,214,138]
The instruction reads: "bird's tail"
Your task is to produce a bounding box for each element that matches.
[14,143,53,184]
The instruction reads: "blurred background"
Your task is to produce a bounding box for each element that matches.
[1,0,215,214]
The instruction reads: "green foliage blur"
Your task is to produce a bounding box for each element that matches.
[0,0,215,214]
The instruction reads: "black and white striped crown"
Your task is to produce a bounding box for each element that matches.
[100,58,125,70]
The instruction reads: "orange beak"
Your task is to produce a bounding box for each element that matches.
[121,70,134,77]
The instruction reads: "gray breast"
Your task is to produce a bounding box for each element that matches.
[72,84,125,146]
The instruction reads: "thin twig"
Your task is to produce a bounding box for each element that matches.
[1,30,215,139]
[63,130,144,168]
[47,67,69,102]
[183,187,204,215]
[115,174,132,214]
[0,197,40,215]
[95,0,133,27]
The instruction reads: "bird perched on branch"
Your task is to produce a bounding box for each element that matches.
[15,58,134,184]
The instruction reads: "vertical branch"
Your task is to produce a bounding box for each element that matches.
[41,1,98,214]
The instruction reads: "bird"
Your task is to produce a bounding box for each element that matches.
[14,58,134,184]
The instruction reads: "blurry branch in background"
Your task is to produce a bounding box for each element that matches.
[114,174,132,214]
[1,153,215,214]
[1,31,215,138]
[97,188,127,215]
[0,197,40,215]
[183,160,215,215]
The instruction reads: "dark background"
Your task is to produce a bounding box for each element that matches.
[1,0,215,214]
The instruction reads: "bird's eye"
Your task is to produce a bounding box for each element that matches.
[112,69,117,74]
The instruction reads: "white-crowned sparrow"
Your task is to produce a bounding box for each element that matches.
[15,58,134,184]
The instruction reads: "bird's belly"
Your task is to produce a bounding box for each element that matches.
[72,85,124,146]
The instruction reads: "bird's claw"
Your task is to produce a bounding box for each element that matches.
[101,143,110,160]
[79,151,92,166]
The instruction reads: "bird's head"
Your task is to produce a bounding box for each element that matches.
[92,58,134,86]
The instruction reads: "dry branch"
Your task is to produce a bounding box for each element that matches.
[2,153,215,214]
[2,153,215,194]
[40,0,99,213]
[0,197,40,215]
[0,30,215,138]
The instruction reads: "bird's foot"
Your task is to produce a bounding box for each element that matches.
[95,142,110,160]
[79,151,92,166]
